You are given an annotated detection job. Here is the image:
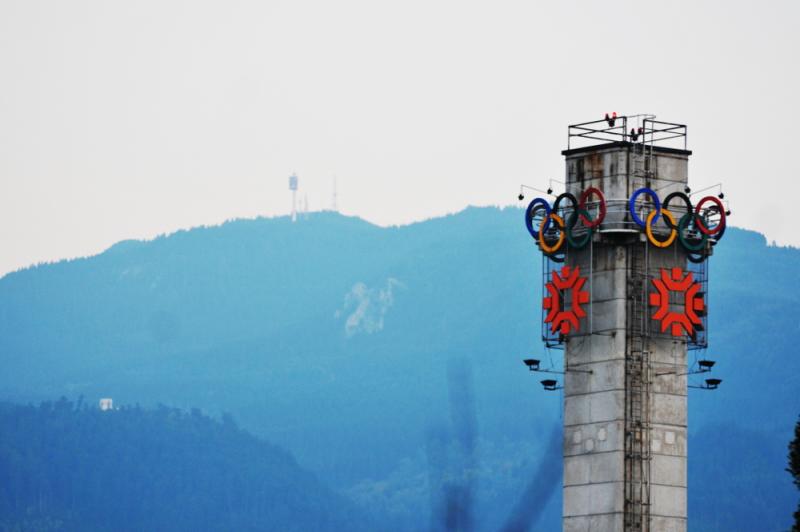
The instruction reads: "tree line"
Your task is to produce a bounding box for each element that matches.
[0,398,371,532]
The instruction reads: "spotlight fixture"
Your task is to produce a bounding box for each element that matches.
[547,188,553,195]
[689,378,723,390]
[518,193,525,201]
[725,210,731,216]
[540,379,561,391]
[523,359,541,371]
[718,192,725,199]
[684,186,691,194]
[698,360,715,372]
[523,358,592,375]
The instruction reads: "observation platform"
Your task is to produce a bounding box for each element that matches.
[562,115,690,155]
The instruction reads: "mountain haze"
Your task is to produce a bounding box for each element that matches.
[1,207,797,530]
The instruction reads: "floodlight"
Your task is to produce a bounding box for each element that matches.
[540,379,560,391]
[698,360,715,371]
[523,359,541,371]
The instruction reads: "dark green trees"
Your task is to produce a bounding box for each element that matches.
[0,399,369,532]
[789,416,800,531]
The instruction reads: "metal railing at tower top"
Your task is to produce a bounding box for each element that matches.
[567,115,688,151]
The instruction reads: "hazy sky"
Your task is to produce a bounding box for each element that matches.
[1,0,798,276]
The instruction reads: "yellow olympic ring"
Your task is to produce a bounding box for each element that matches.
[539,213,565,254]
[646,208,677,248]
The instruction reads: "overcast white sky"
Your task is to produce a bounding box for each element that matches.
[1,0,798,276]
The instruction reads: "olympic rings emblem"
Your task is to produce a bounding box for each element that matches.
[524,186,726,261]
[630,187,727,258]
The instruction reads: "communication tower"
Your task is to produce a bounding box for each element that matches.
[521,115,729,531]
[289,173,298,222]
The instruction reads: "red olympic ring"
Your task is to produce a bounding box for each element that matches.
[694,196,726,236]
[578,187,606,228]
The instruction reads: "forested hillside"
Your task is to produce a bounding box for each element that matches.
[0,207,797,530]
[0,399,370,532]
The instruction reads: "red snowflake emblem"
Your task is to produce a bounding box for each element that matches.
[543,266,590,334]
[649,267,705,337]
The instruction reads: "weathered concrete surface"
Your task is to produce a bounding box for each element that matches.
[560,143,689,531]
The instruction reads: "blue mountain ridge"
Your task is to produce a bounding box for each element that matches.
[0,206,797,531]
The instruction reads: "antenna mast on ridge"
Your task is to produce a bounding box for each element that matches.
[289,173,298,222]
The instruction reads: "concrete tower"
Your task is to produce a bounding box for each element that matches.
[525,116,727,531]
[561,135,690,531]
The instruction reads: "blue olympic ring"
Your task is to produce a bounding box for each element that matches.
[525,198,551,239]
[629,187,661,228]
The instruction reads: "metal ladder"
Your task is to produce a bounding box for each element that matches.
[624,242,652,531]
[630,141,656,191]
